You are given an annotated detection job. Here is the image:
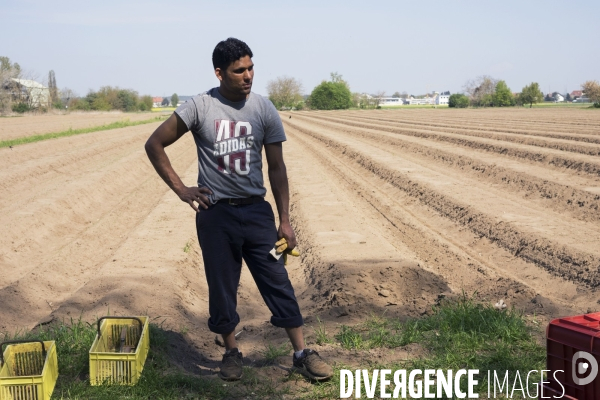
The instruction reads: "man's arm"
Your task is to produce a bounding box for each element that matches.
[145,113,212,212]
[265,142,296,249]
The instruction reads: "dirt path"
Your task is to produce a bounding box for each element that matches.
[0,108,598,378]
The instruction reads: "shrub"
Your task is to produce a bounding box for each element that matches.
[448,93,469,108]
[12,102,30,113]
[118,89,139,111]
[139,95,153,111]
[492,80,514,107]
[308,81,353,110]
[91,96,111,111]
[70,98,90,111]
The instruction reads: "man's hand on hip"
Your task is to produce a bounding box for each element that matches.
[278,222,297,250]
[176,186,212,212]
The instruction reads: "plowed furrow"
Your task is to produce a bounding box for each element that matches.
[305,113,600,157]
[335,113,600,145]
[0,134,196,288]
[285,125,587,315]
[283,114,600,222]
[336,109,600,131]
[284,119,600,288]
[0,123,163,205]
[0,145,200,329]
[292,113,600,178]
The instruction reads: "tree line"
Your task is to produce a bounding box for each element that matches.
[267,72,600,110]
[1,56,155,114]
[65,86,153,112]
[267,72,353,111]
[449,76,545,108]
[449,77,600,108]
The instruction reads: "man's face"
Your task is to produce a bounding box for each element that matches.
[216,55,254,100]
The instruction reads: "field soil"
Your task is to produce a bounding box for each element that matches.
[1,108,599,382]
[0,111,158,141]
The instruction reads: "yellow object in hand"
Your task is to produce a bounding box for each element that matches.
[273,238,300,265]
[275,238,288,253]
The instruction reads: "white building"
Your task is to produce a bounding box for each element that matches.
[435,91,450,105]
[407,97,435,105]
[374,91,451,106]
[378,97,404,107]
[10,78,50,108]
[554,93,565,102]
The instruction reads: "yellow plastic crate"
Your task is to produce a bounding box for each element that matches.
[89,316,149,386]
[0,340,58,400]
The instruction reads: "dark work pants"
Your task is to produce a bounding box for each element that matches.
[196,200,303,334]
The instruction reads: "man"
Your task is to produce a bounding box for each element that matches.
[145,38,332,382]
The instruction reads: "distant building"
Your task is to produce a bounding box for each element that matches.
[574,97,591,103]
[407,96,435,105]
[368,91,450,106]
[435,91,450,105]
[554,93,564,102]
[9,78,50,108]
[571,90,583,100]
[152,97,163,107]
[378,97,404,106]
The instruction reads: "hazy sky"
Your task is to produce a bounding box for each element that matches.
[2,0,598,97]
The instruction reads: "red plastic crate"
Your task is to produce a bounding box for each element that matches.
[546,312,600,399]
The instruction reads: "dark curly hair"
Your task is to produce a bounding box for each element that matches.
[212,38,253,70]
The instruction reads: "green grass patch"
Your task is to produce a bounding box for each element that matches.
[527,102,592,108]
[332,294,545,397]
[0,116,167,148]
[152,107,176,112]
[259,343,292,365]
[0,296,544,398]
[314,316,333,345]
[1,316,295,399]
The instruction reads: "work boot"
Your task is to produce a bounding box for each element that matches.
[292,349,333,381]
[219,348,243,381]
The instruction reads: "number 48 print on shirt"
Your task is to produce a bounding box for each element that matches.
[213,119,254,176]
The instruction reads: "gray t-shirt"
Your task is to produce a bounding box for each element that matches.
[175,88,286,204]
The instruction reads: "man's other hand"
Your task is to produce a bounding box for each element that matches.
[176,186,212,212]
[278,222,297,250]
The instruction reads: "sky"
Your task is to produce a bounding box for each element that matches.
[2,0,598,98]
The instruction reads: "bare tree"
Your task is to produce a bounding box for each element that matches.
[373,91,386,108]
[463,75,498,107]
[582,80,600,105]
[266,76,303,110]
[329,71,351,90]
[356,93,372,109]
[60,87,78,109]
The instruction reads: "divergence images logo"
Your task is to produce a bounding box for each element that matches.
[572,351,598,386]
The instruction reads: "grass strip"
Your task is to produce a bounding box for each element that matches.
[0,116,167,148]
[327,294,545,398]
[0,295,544,398]
[1,317,291,399]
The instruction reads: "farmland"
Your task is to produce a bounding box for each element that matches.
[0,111,158,141]
[0,108,599,390]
